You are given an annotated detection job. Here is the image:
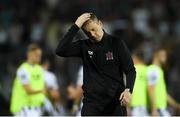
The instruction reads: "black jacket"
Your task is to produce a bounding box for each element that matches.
[56,24,136,97]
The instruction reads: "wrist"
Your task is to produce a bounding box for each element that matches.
[125,88,130,92]
[72,24,80,30]
[75,22,82,28]
[152,107,157,112]
[72,104,79,111]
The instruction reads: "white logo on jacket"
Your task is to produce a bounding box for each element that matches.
[88,51,93,58]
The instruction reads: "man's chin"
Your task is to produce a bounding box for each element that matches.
[90,37,101,42]
[94,38,101,42]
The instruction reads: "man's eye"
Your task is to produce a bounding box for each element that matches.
[91,29,95,31]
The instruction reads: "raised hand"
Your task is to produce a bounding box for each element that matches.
[75,13,91,28]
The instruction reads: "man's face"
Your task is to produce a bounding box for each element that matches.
[43,61,50,70]
[158,50,167,65]
[29,49,42,64]
[83,20,103,42]
[132,55,138,65]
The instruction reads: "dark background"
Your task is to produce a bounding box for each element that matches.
[0,0,180,115]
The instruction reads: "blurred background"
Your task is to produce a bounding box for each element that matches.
[0,0,180,115]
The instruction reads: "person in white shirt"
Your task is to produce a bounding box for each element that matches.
[15,66,45,116]
[147,48,180,116]
[42,58,65,116]
[67,66,83,116]
[11,44,46,116]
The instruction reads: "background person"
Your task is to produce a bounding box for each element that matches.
[147,47,180,116]
[10,43,46,116]
[42,58,65,116]
[130,48,149,116]
[67,65,83,116]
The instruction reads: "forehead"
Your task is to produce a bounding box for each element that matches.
[159,50,166,53]
[29,49,42,54]
[35,49,42,54]
[84,20,99,30]
[158,50,166,55]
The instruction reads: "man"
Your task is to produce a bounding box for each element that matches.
[56,13,136,115]
[10,44,46,116]
[147,47,180,116]
[67,66,83,116]
[42,58,65,116]
[130,48,149,116]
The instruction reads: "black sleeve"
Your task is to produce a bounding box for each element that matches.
[118,39,136,93]
[56,24,82,57]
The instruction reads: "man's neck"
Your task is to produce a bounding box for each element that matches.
[153,59,161,67]
[27,59,35,65]
[135,60,144,65]
[43,65,49,70]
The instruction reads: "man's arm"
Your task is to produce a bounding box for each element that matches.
[17,67,46,95]
[48,89,60,104]
[23,84,46,95]
[167,93,180,110]
[117,39,136,106]
[148,84,159,116]
[118,40,136,93]
[45,74,61,104]
[56,13,91,57]
[55,24,81,57]
[147,69,159,116]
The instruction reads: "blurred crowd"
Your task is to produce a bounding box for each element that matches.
[0,0,180,115]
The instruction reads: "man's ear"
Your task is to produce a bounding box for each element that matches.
[98,20,103,27]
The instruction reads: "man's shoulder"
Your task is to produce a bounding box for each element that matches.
[17,62,28,72]
[106,33,123,43]
[80,38,89,42]
[78,38,92,46]
[107,34,124,47]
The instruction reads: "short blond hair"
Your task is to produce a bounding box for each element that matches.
[82,13,99,29]
[27,43,41,53]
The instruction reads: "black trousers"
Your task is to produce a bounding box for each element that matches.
[81,92,127,116]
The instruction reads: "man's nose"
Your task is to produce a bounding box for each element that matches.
[90,32,96,37]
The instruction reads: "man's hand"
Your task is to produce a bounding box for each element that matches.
[151,109,159,116]
[119,88,131,106]
[67,85,77,100]
[75,13,91,28]
[42,89,48,95]
[177,104,180,110]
